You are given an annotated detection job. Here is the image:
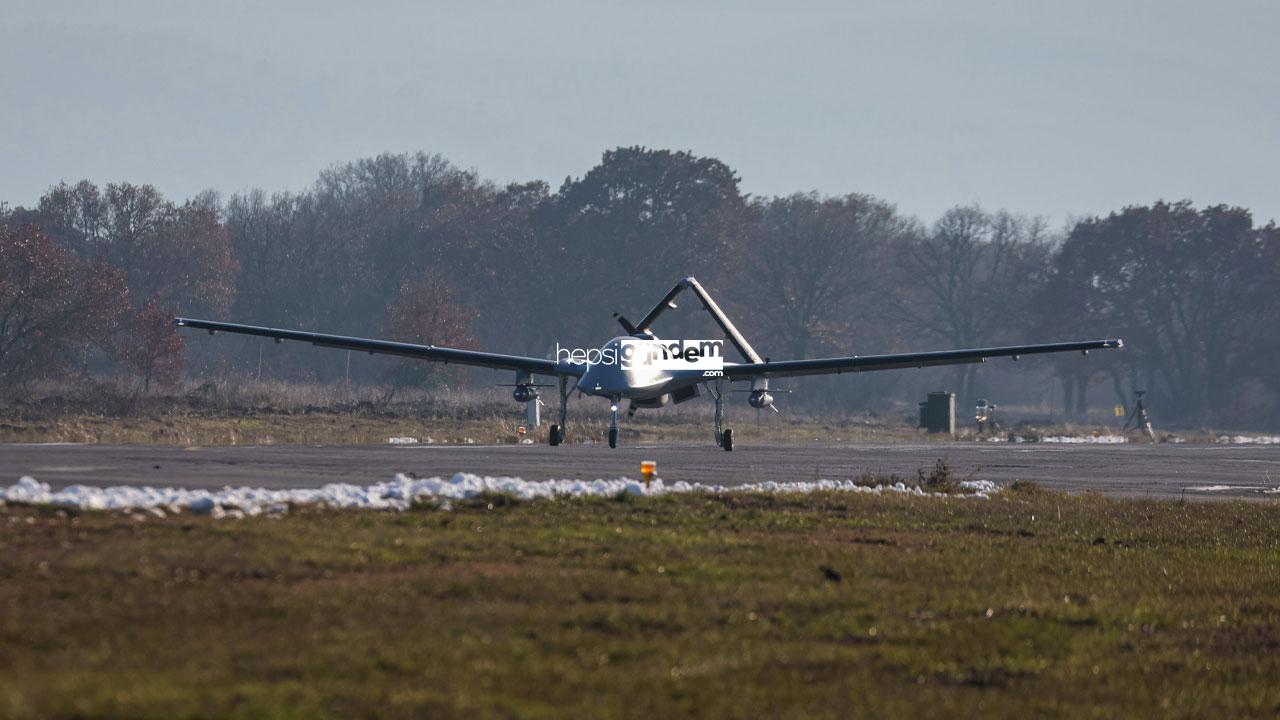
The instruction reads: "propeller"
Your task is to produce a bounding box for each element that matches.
[613,313,638,335]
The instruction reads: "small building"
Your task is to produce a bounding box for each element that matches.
[919,391,956,435]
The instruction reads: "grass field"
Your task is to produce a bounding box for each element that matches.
[2,487,1278,719]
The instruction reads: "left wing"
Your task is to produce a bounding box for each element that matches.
[175,318,575,376]
[724,339,1123,380]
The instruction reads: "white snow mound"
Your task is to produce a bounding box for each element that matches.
[1040,435,1128,444]
[0,474,998,515]
[1216,435,1280,445]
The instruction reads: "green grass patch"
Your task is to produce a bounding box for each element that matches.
[2,492,1279,718]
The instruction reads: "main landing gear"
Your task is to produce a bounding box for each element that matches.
[608,396,620,449]
[554,382,734,451]
[549,375,569,446]
[711,378,733,451]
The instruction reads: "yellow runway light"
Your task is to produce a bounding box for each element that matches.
[640,460,656,487]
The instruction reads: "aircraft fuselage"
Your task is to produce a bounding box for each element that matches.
[572,336,723,400]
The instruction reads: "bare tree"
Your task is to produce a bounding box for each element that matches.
[892,205,1050,403]
[30,181,237,317]
[746,192,905,358]
[113,299,185,391]
[382,275,478,388]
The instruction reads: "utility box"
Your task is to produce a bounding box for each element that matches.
[918,391,956,435]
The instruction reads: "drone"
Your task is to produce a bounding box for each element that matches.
[176,276,1122,450]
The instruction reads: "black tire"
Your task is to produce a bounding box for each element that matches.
[608,427,618,449]
[721,427,734,451]
[549,424,561,446]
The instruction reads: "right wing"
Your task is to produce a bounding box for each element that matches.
[724,339,1123,380]
[175,318,575,376]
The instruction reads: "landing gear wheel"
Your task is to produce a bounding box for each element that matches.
[549,424,562,446]
[608,428,618,449]
[721,427,733,451]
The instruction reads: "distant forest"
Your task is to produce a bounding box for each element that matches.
[2,147,1277,428]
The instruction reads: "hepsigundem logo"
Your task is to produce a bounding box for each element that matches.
[556,339,724,371]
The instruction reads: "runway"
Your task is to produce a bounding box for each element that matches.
[3,440,1279,500]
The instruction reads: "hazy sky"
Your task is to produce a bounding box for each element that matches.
[3,0,1277,225]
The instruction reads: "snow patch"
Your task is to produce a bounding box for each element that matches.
[1040,435,1127,444]
[387,437,419,445]
[1216,435,1280,445]
[958,479,998,495]
[0,472,999,516]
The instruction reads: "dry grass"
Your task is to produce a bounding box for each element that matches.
[1,489,1279,718]
[0,411,934,447]
[0,378,1245,446]
[0,379,935,446]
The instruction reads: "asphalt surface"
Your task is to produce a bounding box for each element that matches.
[3,440,1280,500]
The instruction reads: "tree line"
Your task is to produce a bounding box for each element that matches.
[2,147,1277,427]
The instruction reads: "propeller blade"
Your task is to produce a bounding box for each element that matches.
[613,313,637,334]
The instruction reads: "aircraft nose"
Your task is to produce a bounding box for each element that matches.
[576,362,617,396]
[576,366,598,393]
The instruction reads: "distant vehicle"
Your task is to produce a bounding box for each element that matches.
[176,276,1122,451]
[975,398,998,434]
